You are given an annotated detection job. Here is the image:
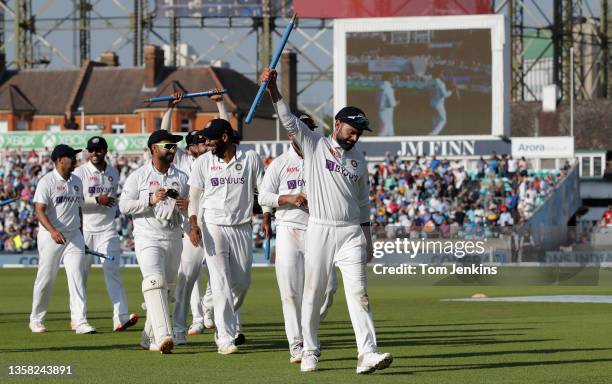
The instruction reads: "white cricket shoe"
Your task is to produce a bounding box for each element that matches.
[217,344,238,355]
[140,331,151,350]
[204,310,215,329]
[158,337,174,354]
[75,323,96,334]
[187,322,204,336]
[300,351,318,372]
[29,321,47,333]
[140,333,161,352]
[290,342,303,364]
[114,313,139,332]
[356,352,393,374]
[174,331,187,345]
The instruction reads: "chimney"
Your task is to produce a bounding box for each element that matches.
[100,51,119,67]
[280,49,297,112]
[144,45,165,89]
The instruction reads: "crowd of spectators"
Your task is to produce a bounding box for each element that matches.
[0,147,571,253]
[370,152,570,239]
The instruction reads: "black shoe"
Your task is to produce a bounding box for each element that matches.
[235,333,246,346]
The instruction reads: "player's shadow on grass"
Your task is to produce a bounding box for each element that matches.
[317,338,559,352]
[0,343,140,353]
[405,347,612,359]
[379,357,612,375]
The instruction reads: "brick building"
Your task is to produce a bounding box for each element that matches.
[0,45,277,140]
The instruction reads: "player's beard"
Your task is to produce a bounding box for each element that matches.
[335,130,356,151]
[211,140,226,159]
[158,150,175,164]
[90,151,106,166]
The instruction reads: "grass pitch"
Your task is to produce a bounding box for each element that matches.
[2,267,612,383]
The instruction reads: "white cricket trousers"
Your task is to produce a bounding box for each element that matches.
[275,225,337,350]
[302,222,378,356]
[378,108,395,136]
[192,266,213,322]
[135,236,182,340]
[173,233,213,333]
[84,232,129,326]
[431,101,447,135]
[30,230,89,326]
[203,222,252,347]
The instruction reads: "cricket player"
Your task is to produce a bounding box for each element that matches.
[161,91,224,344]
[119,130,189,354]
[430,70,453,135]
[259,113,338,364]
[377,78,398,136]
[30,144,96,334]
[74,136,138,332]
[188,118,270,354]
[262,68,393,374]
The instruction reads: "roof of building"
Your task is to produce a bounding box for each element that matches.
[0,69,80,114]
[0,62,274,119]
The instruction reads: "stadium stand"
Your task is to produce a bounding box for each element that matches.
[0,147,572,253]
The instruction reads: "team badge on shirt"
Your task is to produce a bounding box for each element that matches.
[235,163,243,171]
[351,160,358,168]
[73,185,79,192]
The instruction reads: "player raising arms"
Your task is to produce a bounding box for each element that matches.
[188,118,271,355]
[261,68,393,374]
[30,144,95,335]
[119,130,189,354]
[259,113,338,364]
[74,136,138,332]
[160,90,224,344]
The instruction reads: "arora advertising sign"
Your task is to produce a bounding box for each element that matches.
[511,137,575,158]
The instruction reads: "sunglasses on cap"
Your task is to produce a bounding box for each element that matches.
[344,115,369,126]
[154,143,178,150]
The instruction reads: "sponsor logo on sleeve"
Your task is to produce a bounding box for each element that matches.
[286,179,305,190]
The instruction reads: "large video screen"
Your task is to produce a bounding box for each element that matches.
[346,29,492,137]
[335,16,508,138]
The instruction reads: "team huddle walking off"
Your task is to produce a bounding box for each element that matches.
[28,70,393,374]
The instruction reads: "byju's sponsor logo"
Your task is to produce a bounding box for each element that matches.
[88,186,113,194]
[55,196,81,204]
[325,160,358,182]
[287,179,305,189]
[211,177,245,186]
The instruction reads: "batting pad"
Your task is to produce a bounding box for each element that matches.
[142,274,172,344]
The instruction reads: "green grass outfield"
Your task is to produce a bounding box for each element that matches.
[2,267,612,383]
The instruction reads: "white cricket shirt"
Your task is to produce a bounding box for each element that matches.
[74,161,120,234]
[33,169,84,234]
[274,100,370,226]
[119,161,189,240]
[189,148,265,226]
[259,146,309,229]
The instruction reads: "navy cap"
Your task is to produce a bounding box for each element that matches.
[86,136,108,152]
[335,106,371,131]
[186,130,207,146]
[51,144,82,162]
[201,119,234,140]
[298,112,317,131]
[147,130,183,149]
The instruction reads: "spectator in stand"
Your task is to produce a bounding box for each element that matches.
[602,205,612,228]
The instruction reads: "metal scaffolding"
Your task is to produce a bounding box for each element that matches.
[498,0,612,101]
[0,0,608,112]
